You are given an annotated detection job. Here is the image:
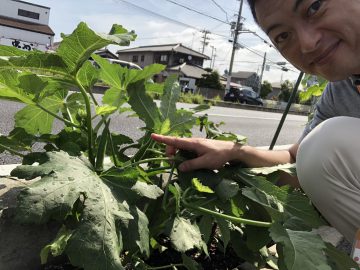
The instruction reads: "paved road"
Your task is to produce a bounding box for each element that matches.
[0,94,308,164]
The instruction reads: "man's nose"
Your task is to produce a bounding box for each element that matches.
[297,26,321,54]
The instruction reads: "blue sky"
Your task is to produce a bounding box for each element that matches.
[30,0,299,83]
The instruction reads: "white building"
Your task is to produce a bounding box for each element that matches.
[0,0,54,51]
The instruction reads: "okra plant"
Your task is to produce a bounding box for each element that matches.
[0,22,358,270]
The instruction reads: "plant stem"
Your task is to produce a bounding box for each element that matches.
[146,148,165,156]
[162,162,176,210]
[36,103,80,128]
[107,131,119,167]
[147,264,184,270]
[122,157,173,171]
[75,76,95,166]
[0,144,25,157]
[182,188,272,228]
[146,166,172,174]
[63,103,77,130]
[119,143,140,154]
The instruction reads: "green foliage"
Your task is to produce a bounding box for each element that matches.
[279,80,294,102]
[0,22,357,270]
[196,69,224,90]
[260,80,272,99]
[300,74,328,103]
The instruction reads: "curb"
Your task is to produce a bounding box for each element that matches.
[205,100,310,116]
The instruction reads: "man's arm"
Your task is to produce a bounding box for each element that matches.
[231,143,299,167]
[151,134,301,187]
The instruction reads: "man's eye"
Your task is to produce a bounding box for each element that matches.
[307,0,322,16]
[274,32,289,44]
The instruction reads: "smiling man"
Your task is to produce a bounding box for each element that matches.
[152,0,360,244]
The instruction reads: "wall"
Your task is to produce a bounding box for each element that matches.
[118,51,154,68]
[262,99,310,113]
[0,25,53,50]
[0,0,50,25]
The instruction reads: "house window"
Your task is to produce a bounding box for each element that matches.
[132,55,138,63]
[140,55,145,62]
[18,9,40,20]
[160,55,168,62]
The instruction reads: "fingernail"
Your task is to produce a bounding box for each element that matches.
[178,164,185,171]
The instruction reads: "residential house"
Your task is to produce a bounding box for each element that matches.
[229,71,260,92]
[94,47,118,59]
[0,0,54,51]
[117,43,210,90]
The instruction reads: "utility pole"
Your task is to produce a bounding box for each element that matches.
[210,45,216,69]
[201,30,210,54]
[258,52,267,94]
[225,0,244,94]
[212,48,217,69]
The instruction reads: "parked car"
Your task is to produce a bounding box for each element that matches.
[224,87,263,106]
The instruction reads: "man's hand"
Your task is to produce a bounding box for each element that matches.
[151,134,241,172]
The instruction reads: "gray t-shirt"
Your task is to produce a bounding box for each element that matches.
[300,78,360,142]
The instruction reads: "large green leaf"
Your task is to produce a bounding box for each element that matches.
[324,243,360,270]
[76,60,99,91]
[0,128,34,153]
[127,80,162,130]
[0,70,35,104]
[47,127,88,156]
[101,166,163,203]
[0,44,34,56]
[0,53,70,77]
[160,75,180,121]
[242,187,284,222]
[11,151,145,270]
[214,179,240,201]
[248,163,296,176]
[102,87,127,108]
[169,216,204,252]
[269,223,331,270]
[15,90,67,134]
[121,205,150,257]
[223,169,325,229]
[92,54,164,90]
[57,22,136,74]
[169,109,196,135]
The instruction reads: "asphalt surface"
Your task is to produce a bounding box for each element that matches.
[0,94,308,165]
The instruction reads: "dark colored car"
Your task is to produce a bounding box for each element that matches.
[224,87,263,106]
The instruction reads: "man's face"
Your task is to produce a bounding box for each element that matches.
[255,0,360,81]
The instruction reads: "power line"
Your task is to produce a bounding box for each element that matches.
[114,0,229,41]
[115,0,202,31]
[163,0,230,25]
[209,0,229,22]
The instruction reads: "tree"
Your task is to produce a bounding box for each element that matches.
[260,80,272,98]
[197,69,224,90]
[279,80,294,102]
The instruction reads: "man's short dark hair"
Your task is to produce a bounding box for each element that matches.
[247,0,257,22]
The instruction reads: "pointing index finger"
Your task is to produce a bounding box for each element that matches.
[151,133,196,151]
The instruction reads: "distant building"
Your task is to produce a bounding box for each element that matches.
[117,43,210,90]
[94,48,118,59]
[0,0,54,51]
[229,71,260,92]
